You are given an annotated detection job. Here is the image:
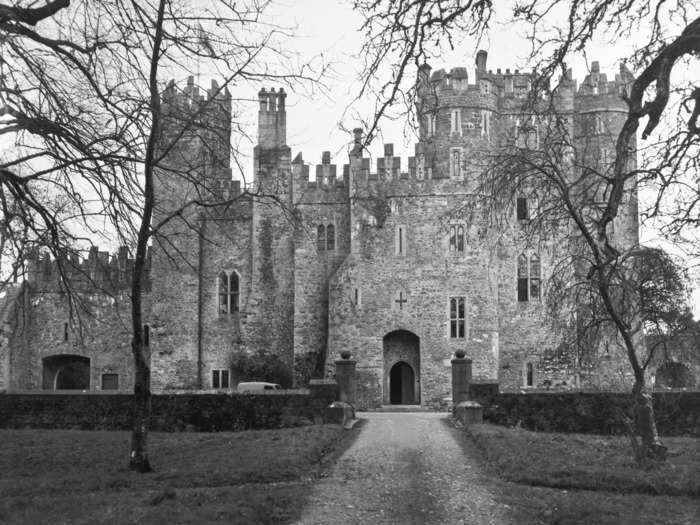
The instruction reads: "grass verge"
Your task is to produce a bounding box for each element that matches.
[466,423,700,497]
[0,424,360,524]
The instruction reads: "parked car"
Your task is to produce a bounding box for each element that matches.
[236,381,282,392]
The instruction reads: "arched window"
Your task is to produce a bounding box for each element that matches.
[451,149,461,177]
[449,225,465,253]
[317,224,326,252]
[218,272,229,314]
[218,271,240,315]
[326,224,335,250]
[230,272,239,312]
[529,254,541,300]
[525,362,534,386]
[517,253,541,302]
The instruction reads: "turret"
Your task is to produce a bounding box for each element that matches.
[257,87,287,149]
[475,50,488,77]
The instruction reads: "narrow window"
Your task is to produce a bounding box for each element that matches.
[517,254,529,302]
[516,197,528,220]
[396,226,405,256]
[481,110,491,138]
[525,363,534,386]
[231,272,240,312]
[218,272,229,314]
[457,225,465,252]
[63,322,68,342]
[102,373,119,390]
[529,253,541,301]
[450,297,466,338]
[326,224,335,250]
[143,324,150,346]
[451,109,461,135]
[449,225,457,252]
[426,114,434,137]
[317,224,326,252]
[354,287,360,307]
[451,149,461,178]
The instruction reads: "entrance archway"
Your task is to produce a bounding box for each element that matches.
[42,355,90,390]
[390,361,416,404]
[383,330,420,405]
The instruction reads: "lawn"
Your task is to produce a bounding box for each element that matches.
[466,423,700,497]
[0,424,358,525]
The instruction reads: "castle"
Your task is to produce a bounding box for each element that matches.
[1,50,668,409]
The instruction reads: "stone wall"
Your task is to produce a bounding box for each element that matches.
[0,382,338,431]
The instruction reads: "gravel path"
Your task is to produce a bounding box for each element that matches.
[294,412,515,524]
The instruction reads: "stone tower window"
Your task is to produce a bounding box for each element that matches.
[426,114,436,137]
[63,322,68,342]
[218,271,240,314]
[516,197,529,220]
[450,109,462,135]
[317,224,326,252]
[517,253,541,302]
[326,224,335,250]
[480,80,490,95]
[450,148,462,178]
[449,297,466,338]
[481,110,491,139]
[395,225,406,256]
[525,362,534,386]
[143,324,150,346]
[449,225,465,252]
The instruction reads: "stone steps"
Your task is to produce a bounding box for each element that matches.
[370,405,435,412]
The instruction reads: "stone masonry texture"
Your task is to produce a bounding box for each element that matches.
[2,54,694,409]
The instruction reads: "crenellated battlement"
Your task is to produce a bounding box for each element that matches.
[25,245,151,293]
[207,178,241,200]
[161,76,231,117]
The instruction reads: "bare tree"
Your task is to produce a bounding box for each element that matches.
[1,0,322,471]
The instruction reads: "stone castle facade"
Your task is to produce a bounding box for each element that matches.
[1,51,655,408]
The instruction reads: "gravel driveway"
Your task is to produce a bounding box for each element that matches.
[294,412,515,524]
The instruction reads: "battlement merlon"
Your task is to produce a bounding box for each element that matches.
[25,245,152,292]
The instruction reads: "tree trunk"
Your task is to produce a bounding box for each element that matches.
[632,379,666,461]
[129,332,152,472]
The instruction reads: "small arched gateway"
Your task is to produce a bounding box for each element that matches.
[42,355,91,390]
[383,330,420,405]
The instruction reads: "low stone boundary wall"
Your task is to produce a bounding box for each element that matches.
[0,382,339,432]
[482,391,700,437]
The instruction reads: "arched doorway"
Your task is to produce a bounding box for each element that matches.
[383,330,420,405]
[42,355,90,390]
[390,361,415,404]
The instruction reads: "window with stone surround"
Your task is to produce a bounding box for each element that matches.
[326,224,335,250]
[450,148,462,178]
[426,114,436,137]
[517,253,541,302]
[525,362,534,386]
[102,373,119,390]
[317,224,326,251]
[450,108,462,135]
[449,224,465,253]
[395,225,406,256]
[212,369,230,389]
[63,322,68,341]
[516,197,529,220]
[218,271,240,314]
[143,324,150,346]
[449,297,466,338]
